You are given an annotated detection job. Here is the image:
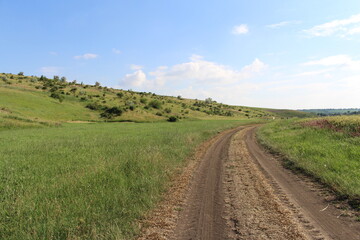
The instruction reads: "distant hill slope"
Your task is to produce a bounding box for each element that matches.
[0,73,309,125]
[300,109,360,116]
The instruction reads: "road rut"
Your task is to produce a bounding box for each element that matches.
[170,125,360,240]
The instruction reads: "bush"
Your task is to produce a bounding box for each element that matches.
[140,98,147,104]
[100,107,123,119]
[50,92,64,103]
[116,92,124,98]
[148,100,162,109]
[164,108,172,113]
[167,116,178,122]
[85,102,103,111]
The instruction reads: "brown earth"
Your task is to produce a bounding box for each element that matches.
[138,125,360,240]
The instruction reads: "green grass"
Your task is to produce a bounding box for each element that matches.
[257,119,360,201]
[0,120,256,239]
[0,73,306,123]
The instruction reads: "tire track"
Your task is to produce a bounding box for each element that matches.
[167,125,360,240]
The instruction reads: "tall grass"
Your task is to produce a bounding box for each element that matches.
[257,119,360,201]
[0,120,253,239]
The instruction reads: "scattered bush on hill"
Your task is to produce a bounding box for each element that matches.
[148,100,162,109]
[50,92,64,103]
[167,116,178,122]
[100,107,123,119]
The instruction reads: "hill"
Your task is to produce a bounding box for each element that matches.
[300,108,360,116]
[0,72,308,127]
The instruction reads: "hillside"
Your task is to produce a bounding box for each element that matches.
[0,72,308,126]
[300,108,360,116]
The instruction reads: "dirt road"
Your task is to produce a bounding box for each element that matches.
[170,125,360,240]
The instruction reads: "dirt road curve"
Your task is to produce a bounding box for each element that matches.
[171,125,360,240]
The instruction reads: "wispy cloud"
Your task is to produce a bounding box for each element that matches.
[303,54,360,70]
[267,20,301,29]
[304,14,360,37]
[112,48,122,54]
[232,24,249,35]
[74,53,98,60]
[40,66,61,76]
[130,64,143,70]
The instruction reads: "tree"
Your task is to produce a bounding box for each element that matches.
[95,81,101,87]
[18,72,24,76]
[205,97,213,104]
[60,77,67,82]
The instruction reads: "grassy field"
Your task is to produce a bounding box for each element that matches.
[0,120,258,239]
[257,117,360,203]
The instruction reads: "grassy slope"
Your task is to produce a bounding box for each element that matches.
[0,73,306,125]
[257,118,360,201]
[0,120,258,239]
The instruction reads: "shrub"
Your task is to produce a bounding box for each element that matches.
[116,92,124,98]
[18,72,24,76]
[50,92,64,103]
[140,98,147,104]
[148,100,162,109]
[85,102,103,111]
[100,107,123,119]
[164,108,172,113]
[167,116,178,122]
[155,112,162,116]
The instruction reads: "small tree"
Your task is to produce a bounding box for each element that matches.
[116,92,124,98]
[205,97,213,104]
[18,72,24,76]
[95,81,101,87]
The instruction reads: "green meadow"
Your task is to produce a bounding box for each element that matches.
[0,120,255,239]
[257,118,360,202]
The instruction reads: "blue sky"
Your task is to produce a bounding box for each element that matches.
[2,1,360,109]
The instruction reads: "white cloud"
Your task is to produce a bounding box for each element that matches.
[121,70,147,87]
[119,55,267,93]
[149,55,266,86]
[40,66,61,76]
[304,14,360,37]
[74,53,98,60]
[303,55,360,70]
[112,48,122,54]
[232,24,249,35]
[130,64,143,70]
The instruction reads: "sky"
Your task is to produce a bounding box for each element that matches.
[2,0,360,109]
